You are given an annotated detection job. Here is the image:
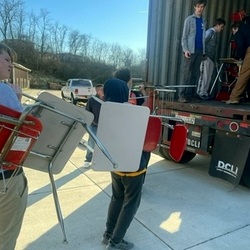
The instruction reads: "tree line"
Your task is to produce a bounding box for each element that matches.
[0,0,147,85]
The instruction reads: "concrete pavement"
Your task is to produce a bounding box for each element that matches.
[15,89,250,250]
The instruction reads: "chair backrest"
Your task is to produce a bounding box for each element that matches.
[143,116,162,152]
[169,124,187,162]
[92,102,150,172]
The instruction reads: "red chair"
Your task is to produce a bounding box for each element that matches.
[169,124,188,162]
[143,116,162,152]
[0,105,43,170]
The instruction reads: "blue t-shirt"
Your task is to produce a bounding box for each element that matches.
[195,17,203,50]
[0,83,23,111]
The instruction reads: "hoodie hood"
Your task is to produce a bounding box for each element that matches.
[104,78,129,103]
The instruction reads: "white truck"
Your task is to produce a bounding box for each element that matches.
[61,79,96,105]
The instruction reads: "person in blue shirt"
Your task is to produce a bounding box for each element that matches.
[178,0,207,103]
[0,43,28,250]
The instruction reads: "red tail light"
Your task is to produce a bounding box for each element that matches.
[75,89,78,94]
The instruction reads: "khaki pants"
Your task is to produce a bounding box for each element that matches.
[0,173,28,250]
[230,47,250,101]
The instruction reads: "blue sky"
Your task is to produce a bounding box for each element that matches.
[23,0,149,51]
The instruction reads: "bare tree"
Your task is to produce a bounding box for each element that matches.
[121,47,134,68]
[78,33,92,58]
[12,4,26,39]
[90,39,110,63]
[49,22,67,55]
[26,12,37,43]
[136,48,146,62]
[68,30,82,55]
[108,43,123,68]
[0,0,23,40]
[49,21,59,54]
[36,9,51,57]
[0,0,146,84]
[57,24,68,54]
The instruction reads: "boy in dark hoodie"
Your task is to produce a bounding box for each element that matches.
[101,78,148,250]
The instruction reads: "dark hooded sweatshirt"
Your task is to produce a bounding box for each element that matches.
[104,78,129,103]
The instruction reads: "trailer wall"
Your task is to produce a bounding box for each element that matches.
[146,0,250,86]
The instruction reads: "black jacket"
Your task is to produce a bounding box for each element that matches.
[235,23,250,59]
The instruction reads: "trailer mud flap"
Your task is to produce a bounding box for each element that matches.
[209,131,250,186]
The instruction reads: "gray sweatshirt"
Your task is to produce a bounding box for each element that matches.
[181,14,206,55]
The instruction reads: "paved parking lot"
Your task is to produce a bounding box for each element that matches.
[15,89,250,250]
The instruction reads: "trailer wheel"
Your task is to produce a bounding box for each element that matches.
[159,146,196,163]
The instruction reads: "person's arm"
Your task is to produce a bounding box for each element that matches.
[141,86,151,107]
[181,17,191,58]
[205,29,214,44]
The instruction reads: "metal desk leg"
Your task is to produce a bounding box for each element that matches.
[210,63,224,95]
[48,163,68,244]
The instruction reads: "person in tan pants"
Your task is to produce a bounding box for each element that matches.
[0,43,28,250]
[226,23,250,104]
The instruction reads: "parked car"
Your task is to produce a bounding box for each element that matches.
[61,79,96,105]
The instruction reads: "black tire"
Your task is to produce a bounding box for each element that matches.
[71,94,77,105]
[61,91,65,100]
[159,146,196,164]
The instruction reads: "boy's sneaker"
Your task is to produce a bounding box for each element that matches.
[198,94,209,100]
[101,232,112,245]
[226,99,239,104]
[178,96,188,103]
[106,239,134,250]
[82,162,90,168]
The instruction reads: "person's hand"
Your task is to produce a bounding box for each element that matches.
[184,51,191,58]
[139,85,146,96]
[7,83,22,101]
